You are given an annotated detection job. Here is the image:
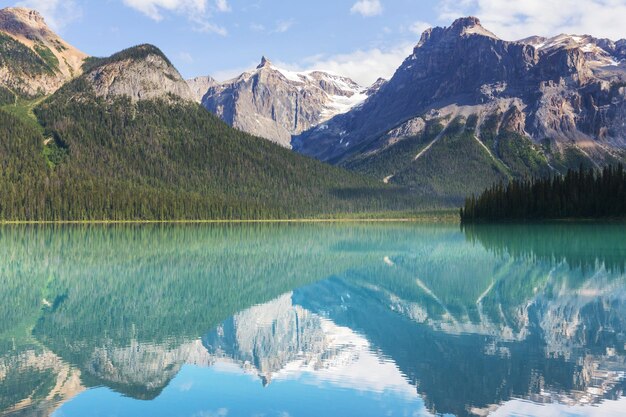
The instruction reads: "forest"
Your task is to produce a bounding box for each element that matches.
[461,164,626,222]
[0,76,420,221]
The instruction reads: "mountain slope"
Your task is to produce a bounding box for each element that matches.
[0,7,86,98]
[186,75,217,102]
[200,57,370,147]
[0,44,418,221]
[81,44,194,102]
[293,17,626,204]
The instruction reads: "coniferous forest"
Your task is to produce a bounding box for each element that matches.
[460,164,626,222]
[0,76,421,221]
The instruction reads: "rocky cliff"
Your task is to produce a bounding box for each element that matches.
[293,17,626,201]
[83,44,195,102]
[186,75,217,102]
[200,57,370,147]
[0,7,86,97]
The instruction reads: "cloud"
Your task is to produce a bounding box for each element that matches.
[193,19,228,36]
[122,0,207,21]
[439,0,626,41]
[277,43,414,86]
[178,51,194,63]
[215,0,230,12]
[16,0,81,30]
[272,19,295,33]
[409,21,431,36]
[121,0,228,35]
[350,0,383,17]
[250,23,265,32]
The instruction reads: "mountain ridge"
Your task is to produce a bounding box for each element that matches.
[292,16,626,204]
[0,7,86,97]
[198,57,373,147]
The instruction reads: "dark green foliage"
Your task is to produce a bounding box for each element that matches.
[461,164,626,222]
[42,137,68,167]
[0,86,15,106]
[0,33,55,77]
[82,44,173,73]
[0,77,419,220]
[392,117,510,205]
[344,119,444,179]
[495,131,551,178]
[33,43,59,71]
[479,113,500,152]
[551,144,597,172]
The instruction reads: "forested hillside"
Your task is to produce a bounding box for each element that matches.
[0,63,419,221]
[461,165,626,222]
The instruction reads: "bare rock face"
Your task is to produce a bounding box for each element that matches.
[293,16,626,167]
[84,45,194,102]
[200,57,369,148]
[0,7,87,97]
[186,75,217,102]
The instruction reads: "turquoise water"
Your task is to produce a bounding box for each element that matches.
[1,223,625,417]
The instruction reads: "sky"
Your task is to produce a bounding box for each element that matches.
[7,0,626,85]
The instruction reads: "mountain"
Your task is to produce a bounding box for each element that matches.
[186,75,217,102]
[81,44,195,102]
[0,41,417,221]
[199,57,370,147]
[293,17,626,204]
[0,7,86,98]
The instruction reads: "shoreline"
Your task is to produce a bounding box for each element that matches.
[0,218,455,225]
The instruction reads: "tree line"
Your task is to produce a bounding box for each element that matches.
[461,164,626,222]
[0,80,420,221]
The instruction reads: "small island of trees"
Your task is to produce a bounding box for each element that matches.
[461,164,626,222]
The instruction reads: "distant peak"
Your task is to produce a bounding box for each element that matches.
[257,56,272,69]
[1,7,46,24]
[448,16,498,39]
[451,16,482,30]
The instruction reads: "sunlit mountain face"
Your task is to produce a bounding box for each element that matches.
[1,223,625,417]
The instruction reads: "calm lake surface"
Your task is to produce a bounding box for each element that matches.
[1,223,626,417]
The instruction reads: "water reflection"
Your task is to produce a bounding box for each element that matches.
[0,223,625,416]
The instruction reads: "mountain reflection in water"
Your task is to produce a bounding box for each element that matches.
[0,223,625,416]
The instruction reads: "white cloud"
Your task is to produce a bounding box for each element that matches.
[178,51,194,63]
[250,23,265,32]
[122,0,207,21]
[409,21,431,36]
[350,0,383,17]
[439,0,626,41]
[16,0,81,30]
[272,19,295,33]
[277,43,414,86]
[193,19,228,36]
[121,0,228,35]
[215,0,230,12]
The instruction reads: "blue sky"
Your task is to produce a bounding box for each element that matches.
[9,0,626,85]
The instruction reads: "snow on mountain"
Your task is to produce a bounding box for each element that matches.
[518,33,624,67]
[199,57,372,147]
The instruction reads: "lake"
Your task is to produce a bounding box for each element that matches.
[1,223,625,417]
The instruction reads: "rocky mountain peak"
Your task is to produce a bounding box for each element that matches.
[83,44,194,102]
[450,16,498,39]
[186,75,217,102]
[364,77,387,96]
[257,56,272,69]
[0,7,47,32]
[415,16,498,51]
[0,6,87,96]
[201,60,368,147]
[450,16,482,30]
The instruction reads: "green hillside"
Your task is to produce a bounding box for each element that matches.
[341,112,623,206]
[0,50,421,221]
